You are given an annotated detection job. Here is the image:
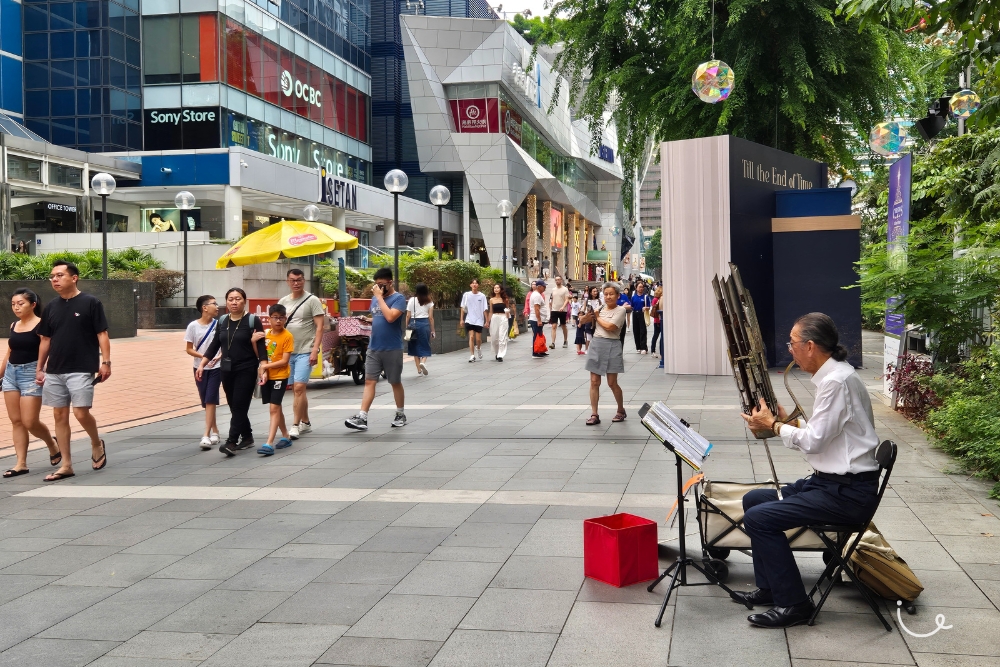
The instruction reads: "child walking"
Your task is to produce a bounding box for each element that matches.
[257,304,294,456]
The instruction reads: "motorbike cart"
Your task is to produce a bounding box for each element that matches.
[321,316,371,384]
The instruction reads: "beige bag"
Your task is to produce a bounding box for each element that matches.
[700,480,826,549]
[846,523,924,602]
[643,310,652,326]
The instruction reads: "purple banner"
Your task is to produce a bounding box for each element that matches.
[885,154,911,337]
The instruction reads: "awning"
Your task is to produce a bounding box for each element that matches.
[586,250,612,262]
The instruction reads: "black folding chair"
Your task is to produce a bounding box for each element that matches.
[805,440,897,631]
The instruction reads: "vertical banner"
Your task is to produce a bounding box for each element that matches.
[883,153,912,399]
[550,208,563,249]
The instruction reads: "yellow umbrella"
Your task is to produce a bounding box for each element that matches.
[216,220,359,268]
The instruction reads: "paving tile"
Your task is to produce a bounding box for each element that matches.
[576,577,667,605]
[513,519,583,557]
[346,594,476,641]
[54,553,182,587]
[293,519,389,546]
[148,547,272,580]
[211,513,328,549]
[787,610,915,664]
[263,583,391,624]
[316,637,442,667]
[357,527,454,554]
[151,590,292,634]
[38,578,218,641]
[458,588,576,633]
[0,638,119,667]
[391,503,479,528]
[428,629,557,667]
[68,512,201,547]
[0,545,120,576]
[199,622,346,667]
[489,556,583,591]
[898,606,1000,657]
[315,552,424,585]
[914,655,1000,667]
[393,560,502,597]
[0,574,60,605]
[0,584,119,651]
[17,515,123,540]
[216,557,335,592]
[106,631,233,661]
[268,543,354,559]
[937,535,1000,565]
[425,546,515,563]
[331,502,416,522]
[441,522,533,550]
[548,601,674,667]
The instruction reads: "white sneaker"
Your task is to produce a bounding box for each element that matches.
[209,433,220,445]
[469,355,476,362]
[419,362,428,375]
[476,347,483,360]
[289,424,300,440]
[199,436,212,450]
[298,422,312,434]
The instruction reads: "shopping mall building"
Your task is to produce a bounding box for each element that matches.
[0,0,624,294]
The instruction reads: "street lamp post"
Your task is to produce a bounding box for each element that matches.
[428,185,451,260]
[496,199,514,290]
[91,173,116,279]
[174,191,196,307]
[384,169,408,290]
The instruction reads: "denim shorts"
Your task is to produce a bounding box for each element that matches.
[289,353,313,384]
[2,361,42,397]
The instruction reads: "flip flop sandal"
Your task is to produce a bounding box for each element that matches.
[612,410,627,423]
[3,469,29,478]
[586,415,601,425]
[44,471,75,482]
[50,438,61,467]
[92,440,107,471]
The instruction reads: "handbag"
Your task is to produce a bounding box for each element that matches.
[403,298,415,342]
[533,330,548,355]
[510,318,519,339]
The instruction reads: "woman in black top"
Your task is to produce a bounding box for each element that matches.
[1,289,59,477]
[197,288,266,457]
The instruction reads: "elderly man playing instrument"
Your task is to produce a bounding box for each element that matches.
[736,312,879,629]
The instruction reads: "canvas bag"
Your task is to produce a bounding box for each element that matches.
[846,523,924,602]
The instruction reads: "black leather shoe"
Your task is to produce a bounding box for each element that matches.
[747,600,815,628]
[730,588,774,608]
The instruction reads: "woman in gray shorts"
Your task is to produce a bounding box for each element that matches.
[584,283,628,426]
[2,289,59,477]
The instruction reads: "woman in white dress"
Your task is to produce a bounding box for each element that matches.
[486,284,511,361]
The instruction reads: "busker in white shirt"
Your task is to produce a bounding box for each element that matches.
[735,312,879,629]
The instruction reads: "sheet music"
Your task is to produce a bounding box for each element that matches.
[641,402,713,470]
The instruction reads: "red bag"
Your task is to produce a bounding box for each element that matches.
[533,330,548,355]
[584,513,659,587]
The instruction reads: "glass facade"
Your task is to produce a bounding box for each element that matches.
[272,0,369,72]
[23,0,142,150]
[0,0,23,116]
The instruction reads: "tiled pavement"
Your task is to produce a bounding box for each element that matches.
[0,329,997,666]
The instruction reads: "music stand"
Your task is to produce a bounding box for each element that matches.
[639,403,751,627]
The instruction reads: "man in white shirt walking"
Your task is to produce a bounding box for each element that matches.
[277,269,326,439]
[460,279,488,362]
[528,281,550,358]
[736,313,879,629]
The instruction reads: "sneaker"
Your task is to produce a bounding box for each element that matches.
[469,355,476,363]
[235,439,254,450]
[391,412,407,428]
[345,413,368,430]
[289,424,300,440]
[199,436,212,450]
[257,443,275,456]
[419,362,428,375]
[209,433,220,446]
[298,422,312,434]
[562,342,568,348]
[476,347,483,360]
[497,357,503,362]
[275,437,293,449]
[219,441,236,457]
[549,343,555,349]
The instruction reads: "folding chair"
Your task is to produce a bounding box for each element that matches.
[805,440,897,630]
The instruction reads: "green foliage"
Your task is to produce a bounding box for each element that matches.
[0,249,163,280]
[644,229,662,270]
[856,128,1000,361]
[508,13,568,45]
[925,348,1000,499]
[314,262,374,298]
[548,0,925,211]
[140,269,185,305]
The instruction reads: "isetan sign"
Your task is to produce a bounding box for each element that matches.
[448,99,499,134]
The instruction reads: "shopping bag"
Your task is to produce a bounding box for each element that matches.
[643,310,651,326]
[510,319,519,339]
[533,331,548,355]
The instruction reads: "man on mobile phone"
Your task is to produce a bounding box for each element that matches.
[36,260,111,481]
[345,268,407,431]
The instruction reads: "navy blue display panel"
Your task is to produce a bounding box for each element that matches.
[727,137,828,366]
[772,228,862,368]
[775,187,851,218]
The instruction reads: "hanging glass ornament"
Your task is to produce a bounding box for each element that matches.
[949,89,981,118]
[692,60,735,104]
[869,121,906,156]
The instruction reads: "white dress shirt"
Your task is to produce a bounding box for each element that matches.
[777,357,879,475]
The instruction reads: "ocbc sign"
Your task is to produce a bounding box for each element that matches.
[281,70,322,108]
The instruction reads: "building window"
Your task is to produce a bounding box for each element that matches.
[143,16,181,84]
[8,156,43,183]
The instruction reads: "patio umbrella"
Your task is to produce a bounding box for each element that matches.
[216,219,359,268]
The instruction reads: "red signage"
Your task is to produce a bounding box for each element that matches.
[449,98,499,133]
[500,100,522,145]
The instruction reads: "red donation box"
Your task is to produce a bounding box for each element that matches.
[583,513,659,587]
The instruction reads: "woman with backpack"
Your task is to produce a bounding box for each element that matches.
[196,288,267,457]
[185,295,222,450]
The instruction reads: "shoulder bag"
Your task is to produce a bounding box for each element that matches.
[404,298,415,342]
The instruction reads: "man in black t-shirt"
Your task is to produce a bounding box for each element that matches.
[36,260,111,482]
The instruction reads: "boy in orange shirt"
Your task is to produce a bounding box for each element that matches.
[257,304,294,456]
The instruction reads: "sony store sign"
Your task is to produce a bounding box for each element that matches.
[281,71,322,108]
[144,107,222,151]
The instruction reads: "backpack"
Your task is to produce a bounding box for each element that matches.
[847,523,924,603]
[533,330,548,355]
[219,313,256,329]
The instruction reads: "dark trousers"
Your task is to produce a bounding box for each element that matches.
[632,310,648,351]
[650,321,662,353]
[530,320,545,355]
[743,474,878,606]
[221,367,258,443]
